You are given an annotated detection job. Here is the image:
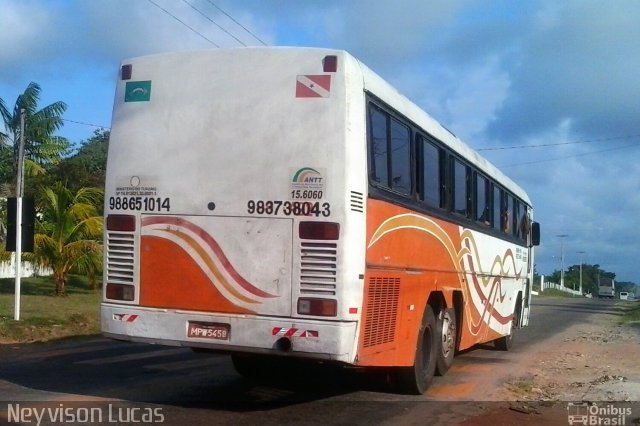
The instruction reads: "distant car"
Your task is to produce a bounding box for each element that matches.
[620,292,629,300]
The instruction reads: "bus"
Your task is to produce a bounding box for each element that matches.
[102,47,540,394]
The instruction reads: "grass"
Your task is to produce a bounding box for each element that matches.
[537,288,580,298]
[621,302,640,325]
[0,275,101,344]
[504,375,536,399]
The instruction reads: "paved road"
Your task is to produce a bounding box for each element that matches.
[0,297,628,425]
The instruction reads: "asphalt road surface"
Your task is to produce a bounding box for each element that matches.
[0,296,627,425]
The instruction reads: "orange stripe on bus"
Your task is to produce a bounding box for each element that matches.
[140,236,254,314]
[162,229,259,304]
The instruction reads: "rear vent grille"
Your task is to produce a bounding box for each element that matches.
[299,242,337,296]
[363,277,400,348]
[350,191,364,212]
[106,232,135,283]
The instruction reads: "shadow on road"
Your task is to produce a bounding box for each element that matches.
[0,339,415,410]
[0,297,632,412]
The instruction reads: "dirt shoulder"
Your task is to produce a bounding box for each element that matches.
[501,300,640,402]
[462,299,640,425]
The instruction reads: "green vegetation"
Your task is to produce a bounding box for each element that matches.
[1,83,107,297]
[0,82,71,187]
[0,83,107,343]
[538,288,580,298]
[34,183,103,295]
[546,264,618,296]
[504,375,535,398]
[621,303,640,325]
[0,275,100,343]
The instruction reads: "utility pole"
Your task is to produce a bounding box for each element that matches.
[557,234,568,288]
[14,108,26,321]
[577,251,586,296]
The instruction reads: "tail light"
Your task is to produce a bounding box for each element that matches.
[121,64,132,80]
[106,215,136,232]
[299,221,339,240]
[298,298,337,316]
[323,55,338,72]
[106,283,135,301]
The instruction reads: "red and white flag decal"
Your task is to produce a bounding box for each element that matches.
[296,75,331,98]
[113,313,139,322]
[272,327,319,338]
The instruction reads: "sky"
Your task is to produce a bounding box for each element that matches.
[1,0,639,283]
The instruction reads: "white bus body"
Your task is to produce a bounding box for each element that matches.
[102,47,538,393]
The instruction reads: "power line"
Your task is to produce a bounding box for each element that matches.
[62,118,110,129]
[476,133,640,151]
[204,0,268,46]
[182,0,246,46]
[499,142,640,168]
[146,0,220,47]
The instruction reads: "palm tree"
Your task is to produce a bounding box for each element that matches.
[0,82,71,190]
[33,183,103,296]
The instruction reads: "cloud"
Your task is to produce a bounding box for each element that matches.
[0,0,59,83]
[489,0,640,141]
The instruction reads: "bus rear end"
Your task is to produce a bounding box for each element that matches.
[101,48,367,364]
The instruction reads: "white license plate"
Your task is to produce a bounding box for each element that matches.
[187,322,230,340]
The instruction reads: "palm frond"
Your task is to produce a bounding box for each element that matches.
[24,159,46,177]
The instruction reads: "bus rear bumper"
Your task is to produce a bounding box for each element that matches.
[101,304,358,363]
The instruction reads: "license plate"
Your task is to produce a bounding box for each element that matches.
[187,322,230,340]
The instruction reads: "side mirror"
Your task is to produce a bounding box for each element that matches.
[531,221,541,247]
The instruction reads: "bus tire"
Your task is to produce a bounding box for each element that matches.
[435,308,456,376]
[397,305,438,394]
[495,307,518,351]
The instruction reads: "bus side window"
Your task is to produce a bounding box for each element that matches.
[502,194,513,234]
[452,157,470,217]
[513,200,522,240]
[475,174,490,226]
[390,118,411,195]
[369,105,388,186]
[418,135,442,208]
[493,185,502,231]
[517,203,530,242]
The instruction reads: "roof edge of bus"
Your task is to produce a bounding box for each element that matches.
[119,46,351,64]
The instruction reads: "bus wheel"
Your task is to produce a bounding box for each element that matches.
[397,305,438,394]
[435,308,456,375]
[495,308,518,351]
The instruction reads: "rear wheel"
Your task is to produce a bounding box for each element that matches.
[397,305,438,394]
[435,308,456,375]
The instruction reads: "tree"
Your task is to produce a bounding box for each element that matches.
[33,183,103,295]
[548,264,616,295]
[50,129,109,192]
[0,82,71,191]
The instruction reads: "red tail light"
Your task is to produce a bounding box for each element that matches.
[106,283,135,301]
[298,298,337,316]
[323,55,338,72]
[106,215,136,231]
[299,221,339,240]
[121,64,132,80]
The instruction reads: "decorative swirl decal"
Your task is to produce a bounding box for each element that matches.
[142,217,277,307]
[368,213,525,337]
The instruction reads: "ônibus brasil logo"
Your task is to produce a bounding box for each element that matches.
[292,167,323,188]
